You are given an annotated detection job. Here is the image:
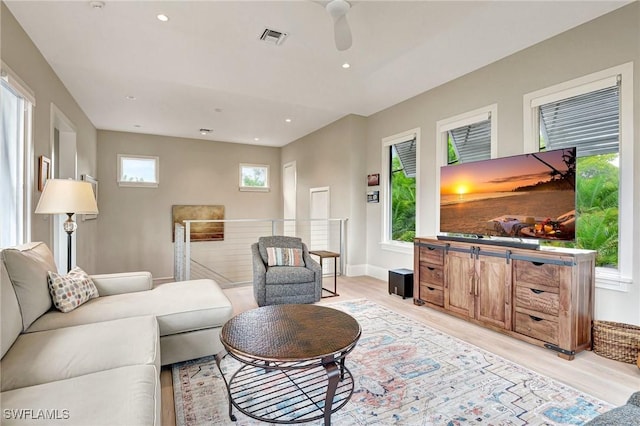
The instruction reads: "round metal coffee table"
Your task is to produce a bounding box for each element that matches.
[215,304,361,425]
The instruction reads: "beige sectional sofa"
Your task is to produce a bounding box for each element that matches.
[0,242,234,425]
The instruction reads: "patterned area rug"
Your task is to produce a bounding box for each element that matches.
[172,299,612,425]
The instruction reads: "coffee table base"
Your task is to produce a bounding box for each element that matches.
[215,353,354,424]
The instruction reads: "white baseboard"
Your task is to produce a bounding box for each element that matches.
[345,264,367,277]
[345,264,396,282]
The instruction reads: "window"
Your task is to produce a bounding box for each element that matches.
[435,105,498,233]
[117,154,159,188]
[437,104,497,166]
[381,129,420,249]
[524,62,634,291]
[239,163,270,192]
[447,117,492,164]
[1,65,34,248]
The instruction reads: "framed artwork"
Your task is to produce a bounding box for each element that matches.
[367,191,379,203]
[172,205,225,242]
[38,155,51,191]
[81,174,98,220]
[367,173,379,186]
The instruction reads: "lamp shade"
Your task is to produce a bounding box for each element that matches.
[35,179,98,214]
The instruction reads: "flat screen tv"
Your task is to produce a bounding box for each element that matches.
[439,147,576,246]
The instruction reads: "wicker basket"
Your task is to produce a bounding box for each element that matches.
[592,320,640,364]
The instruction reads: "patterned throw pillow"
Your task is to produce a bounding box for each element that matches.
[47,267,99,313]
[266,247,304,267]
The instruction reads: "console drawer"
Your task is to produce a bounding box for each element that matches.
[419,263,444,287]
[420,246,444,265]
[513,260,568,289]
[514,286,559,316]
[515,311,558,345]
[420,284,444,307]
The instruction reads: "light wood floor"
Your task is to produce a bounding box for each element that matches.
[161,275,639,426]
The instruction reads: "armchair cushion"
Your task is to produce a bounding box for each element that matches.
[266,247,304,267]
[266,266,315,285]
[47,267,98,313]
[1,242,56,331]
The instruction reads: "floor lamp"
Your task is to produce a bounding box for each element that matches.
[35,179,99,272]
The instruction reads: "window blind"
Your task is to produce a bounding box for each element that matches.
[448,118,491,164]
[392,138,416,178]
[539,84,619,157]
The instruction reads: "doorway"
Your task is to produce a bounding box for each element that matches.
[50,104,77,271]
[283,161,296,236]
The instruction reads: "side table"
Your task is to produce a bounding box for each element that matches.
[309,250,340,297]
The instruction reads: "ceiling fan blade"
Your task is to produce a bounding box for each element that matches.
[333,15,352,51]
[326,0,352,51]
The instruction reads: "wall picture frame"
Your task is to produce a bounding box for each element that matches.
[81,174,98,220]
[367,173,379,186]
[38,155,51,192]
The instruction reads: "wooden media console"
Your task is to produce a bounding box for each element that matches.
[413,237,596,360]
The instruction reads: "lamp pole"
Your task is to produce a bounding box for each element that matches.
[63,212,77,272]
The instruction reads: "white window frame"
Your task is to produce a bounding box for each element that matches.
[523,62,634,292]
[239,163,270,192]
[435,104,498,231]
[380,128,420,254]
[1,62,34,247]
[117,154,159,188]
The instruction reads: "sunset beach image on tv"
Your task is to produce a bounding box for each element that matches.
[439,148,576,242]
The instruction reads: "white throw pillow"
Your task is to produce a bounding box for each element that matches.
[47,267,99,313]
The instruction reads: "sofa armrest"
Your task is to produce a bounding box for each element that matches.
[90,272,153,296]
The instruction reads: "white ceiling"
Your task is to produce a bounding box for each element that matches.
[6,0,630,147]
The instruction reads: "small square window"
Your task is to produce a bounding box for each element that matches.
[117,155,159,188]
[239,163,269,192]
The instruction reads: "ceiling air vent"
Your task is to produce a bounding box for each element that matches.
[259,28,288,45]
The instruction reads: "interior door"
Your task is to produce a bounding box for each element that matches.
[309,186,330,251]
[283,161,296,237]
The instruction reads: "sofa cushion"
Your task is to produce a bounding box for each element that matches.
[27,279,232,337]
[1,242,56,331]
[0,365,159,426]
[47,267,98,313]
[1,315,159,392]
[1,261,23,359]
[266,265,314,284]
[266,247,304,267]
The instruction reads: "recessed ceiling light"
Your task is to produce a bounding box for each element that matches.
[285,118,292,123]
[89,1,105,10]
[125,95,136,101]
[214,108,223,113]
[200,128,212,135]
[133,124,141,128]
[254,137,260,141]
[157,14,169,22]
[342,62,351,69]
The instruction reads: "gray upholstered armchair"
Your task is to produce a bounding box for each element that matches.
[251,236,322,307]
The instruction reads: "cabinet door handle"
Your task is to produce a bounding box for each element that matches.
[427,286,435,291]
[531,289,544,294]
[474,279,478,296]
[427,266,435,271]
[529,315,544,322]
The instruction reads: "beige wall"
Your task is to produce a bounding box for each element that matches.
[281,114,367,272]
[1,3,99,271]
[96,131,281,278]
[363,3,639,324]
